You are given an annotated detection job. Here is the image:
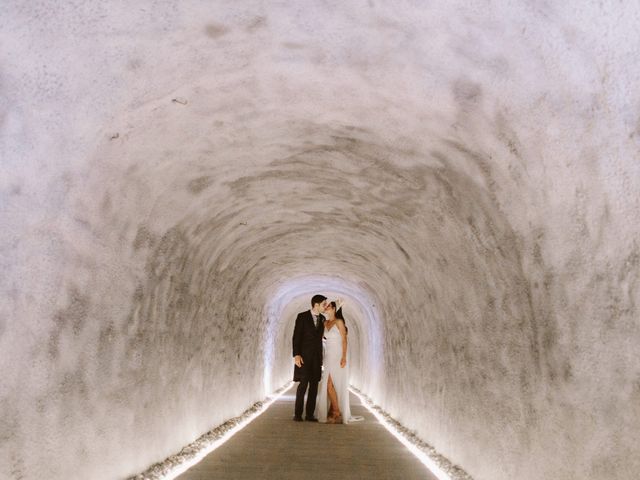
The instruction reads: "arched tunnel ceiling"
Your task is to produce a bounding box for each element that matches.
[1,2,640,480]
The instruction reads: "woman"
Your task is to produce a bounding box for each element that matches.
[316,300,363,424]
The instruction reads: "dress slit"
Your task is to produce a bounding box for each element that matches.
[316,325,351,423]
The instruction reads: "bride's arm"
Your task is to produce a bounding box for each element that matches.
[337,320,347,368]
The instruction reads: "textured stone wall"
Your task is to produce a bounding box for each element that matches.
[1,2,639,479]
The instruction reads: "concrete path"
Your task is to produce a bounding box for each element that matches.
[176,385,437,480]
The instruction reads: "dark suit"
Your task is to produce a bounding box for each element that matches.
[292,310,324,418]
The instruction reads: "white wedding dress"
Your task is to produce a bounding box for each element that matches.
[316,323,363,423]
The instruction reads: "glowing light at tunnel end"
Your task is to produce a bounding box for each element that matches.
[263,275,384,397]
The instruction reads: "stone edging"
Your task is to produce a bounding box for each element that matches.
[350,385,474,480]
[126,382,292,480]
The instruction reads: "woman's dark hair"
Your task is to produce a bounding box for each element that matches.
[330,301,348,334]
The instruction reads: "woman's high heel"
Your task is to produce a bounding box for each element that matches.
[327,412,343,424]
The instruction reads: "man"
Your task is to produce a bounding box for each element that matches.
[292,294,327,421]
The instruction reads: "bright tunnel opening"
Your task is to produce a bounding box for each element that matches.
[262,275,384,397]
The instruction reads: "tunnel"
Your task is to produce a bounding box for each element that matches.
[1,2,639,479]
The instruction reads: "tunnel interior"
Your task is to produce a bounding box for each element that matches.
[2,2,640,480]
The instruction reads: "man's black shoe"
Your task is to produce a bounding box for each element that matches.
[305,417,319,422]
[293,416,303,422]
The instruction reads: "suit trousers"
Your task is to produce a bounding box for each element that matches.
[295,377,319,419]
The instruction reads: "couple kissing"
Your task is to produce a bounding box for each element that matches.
[292,294,363,424]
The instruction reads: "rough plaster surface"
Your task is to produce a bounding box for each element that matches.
[1,2,639,479]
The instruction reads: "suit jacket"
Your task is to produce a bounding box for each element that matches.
[292,310,325,382]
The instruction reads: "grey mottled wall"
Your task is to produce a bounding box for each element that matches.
[1,2,639,479]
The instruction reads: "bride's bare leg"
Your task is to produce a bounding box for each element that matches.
[327,375,341,423]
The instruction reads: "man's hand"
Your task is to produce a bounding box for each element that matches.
[294,355,304,368]
[340,357,346,368]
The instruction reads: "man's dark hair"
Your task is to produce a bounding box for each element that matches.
[311,294,327,307]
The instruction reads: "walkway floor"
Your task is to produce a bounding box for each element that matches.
[176,385,437,480]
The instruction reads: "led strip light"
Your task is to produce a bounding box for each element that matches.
[349,387,453,480]
[141,382,455,480]
[157,382,293,480]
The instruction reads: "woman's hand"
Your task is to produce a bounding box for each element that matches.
[340,356,347,368]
